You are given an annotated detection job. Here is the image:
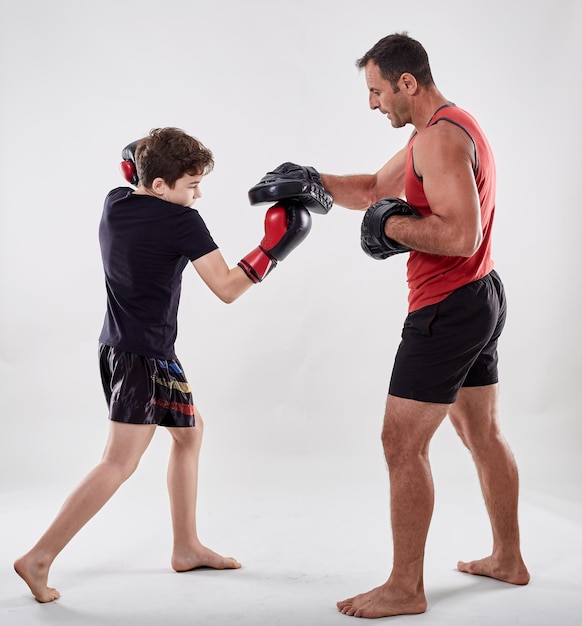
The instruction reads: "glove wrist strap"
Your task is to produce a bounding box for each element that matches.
[238,247,277,283]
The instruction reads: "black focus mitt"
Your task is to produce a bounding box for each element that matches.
[248,162,333,215]
[361,197,421,260]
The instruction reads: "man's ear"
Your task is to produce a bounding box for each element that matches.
[399,72,418,95]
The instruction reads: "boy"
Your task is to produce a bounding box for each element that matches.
[14,127,313,602]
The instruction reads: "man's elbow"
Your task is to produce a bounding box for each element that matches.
[458,229,483,257]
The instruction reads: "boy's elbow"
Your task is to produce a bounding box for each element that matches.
[220,293,237,304]
[217,279,250,303]
[216,289,238,304]
[209,271,248,303]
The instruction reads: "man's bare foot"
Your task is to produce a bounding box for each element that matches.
[171,544,241,572]
[337,583,427,619]
[14,554,60,603]
[457,555,530,585]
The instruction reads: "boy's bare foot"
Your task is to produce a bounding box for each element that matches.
[14,554,60,603]
[171,544,241,572]
[337,583,427,619]
[457,555,530,585]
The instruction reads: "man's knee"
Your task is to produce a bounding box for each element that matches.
[380,410,420,463]
[381,395,448,460]
[381,418,406,454]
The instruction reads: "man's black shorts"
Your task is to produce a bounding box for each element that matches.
[389,270,506,404]
[99,344,196,427]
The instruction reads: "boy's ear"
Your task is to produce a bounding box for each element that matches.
[151,177,167,194]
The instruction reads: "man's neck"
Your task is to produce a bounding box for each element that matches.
[411,88,451,131]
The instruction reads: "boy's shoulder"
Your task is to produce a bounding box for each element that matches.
[106,186,133,203]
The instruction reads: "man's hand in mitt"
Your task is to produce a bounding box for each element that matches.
[361,197,422,260]
[248,162,333,215]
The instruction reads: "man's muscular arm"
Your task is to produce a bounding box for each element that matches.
[320,146,407,211]
[385,123,482,257]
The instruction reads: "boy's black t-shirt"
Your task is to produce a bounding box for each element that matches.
[98,187,218,359]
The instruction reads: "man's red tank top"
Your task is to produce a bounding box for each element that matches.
[404,104,495,312]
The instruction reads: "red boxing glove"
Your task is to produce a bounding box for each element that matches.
[119,139,142,186]
[238,201,312,283]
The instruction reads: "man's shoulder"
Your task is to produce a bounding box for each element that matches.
[431,105,483,134]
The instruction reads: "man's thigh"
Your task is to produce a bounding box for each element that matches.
[449,384,500,444]
[382,394,450,452]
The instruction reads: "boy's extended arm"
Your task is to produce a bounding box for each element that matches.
[192,249,252,304]
[192,202,312,303]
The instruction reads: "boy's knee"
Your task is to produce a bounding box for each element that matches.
[102,458,140,482]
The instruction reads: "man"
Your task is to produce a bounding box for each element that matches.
[317,33,530,618]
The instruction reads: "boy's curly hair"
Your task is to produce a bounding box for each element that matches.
[136,127,214,188]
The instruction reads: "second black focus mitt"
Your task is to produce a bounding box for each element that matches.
[361,197,422,260]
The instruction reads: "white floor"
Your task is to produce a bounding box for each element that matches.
[1,462,581,626]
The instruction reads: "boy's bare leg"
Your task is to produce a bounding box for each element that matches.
[14,422,156,602]
[337,395,449,618]
[166,411,241,571]
[449,385,530,585]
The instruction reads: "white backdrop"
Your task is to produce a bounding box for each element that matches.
[1,0,581,506]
